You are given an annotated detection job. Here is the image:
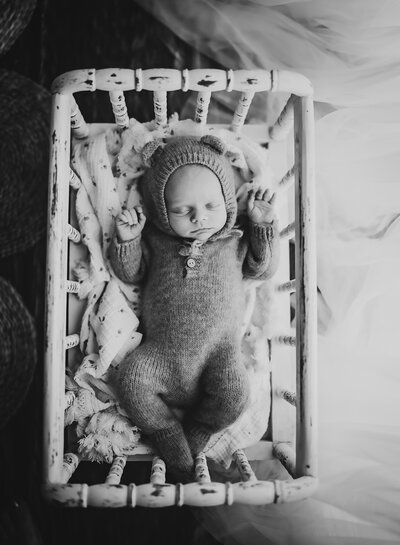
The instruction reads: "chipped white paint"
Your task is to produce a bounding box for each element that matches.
[273,442,296,477]
[106,455,127,484]
[70,96,89,139]
[273,335,296,347]
[195,91,211,125]
[231,91,255,132]
[269,96,294,141]
[153,90,167,128]
[60,452,80,484]
[44,66,317,506]
[109,90,129,127]
[277,388,297,406]
[43,90,71,485]
[276,279,296,293]
[66,280,80,294]
[150,457,166,484]
[278,165,295,189]
[195,453,211,483]
[279,221,295,239]
[65,334,79,349]
[293,95,318,478]
[67,224,81,243]
[51,68,312,97]
[69,168,81,189]
[64,391,75,410]
[233,450,257,482]
[42,475,317,507]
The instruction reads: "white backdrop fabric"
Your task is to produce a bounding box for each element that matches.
[133,1,400,542]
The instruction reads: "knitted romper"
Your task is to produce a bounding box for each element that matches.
[110,136,280,479]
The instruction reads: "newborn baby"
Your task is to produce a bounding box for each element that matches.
[110,134,279,481]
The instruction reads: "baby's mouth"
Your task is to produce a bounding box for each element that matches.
[191,227,212,233]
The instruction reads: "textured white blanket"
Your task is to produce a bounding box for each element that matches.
[66,117,277,467]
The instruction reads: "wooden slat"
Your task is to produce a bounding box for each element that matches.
[43,476,318,507]
[52,68,312,96]
[44,91,71,484]
[293,95,318,479]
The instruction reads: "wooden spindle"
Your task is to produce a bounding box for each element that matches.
[70,96,89,139]
[67,224,81,243]
[231,91,255,132]
[106,455,127,485]
[153,90,167,128]
[233,450,257,482]
[109,90,129,127]
[64,391,75,410]
[194,91,211,124]
[269,96,294,141]
[273,442,296,478]
[276,279,296,293]
[65,334,79,349]
[273,335,296,347]
[60,453,80,484]
[150,457,166,484]
[69,168,81,189]
[278,166,295,189]
[279,222,295,239]
[66,280,80,294]
[195,453,211,483]
[278,389,297,407]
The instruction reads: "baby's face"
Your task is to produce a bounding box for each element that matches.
[165,165,227,241]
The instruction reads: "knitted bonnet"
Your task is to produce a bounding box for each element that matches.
[141,135,237,238]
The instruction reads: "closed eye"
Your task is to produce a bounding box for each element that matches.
[206,202,223,210]
[169,207,191,216]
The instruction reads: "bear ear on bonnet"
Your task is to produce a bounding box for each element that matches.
[200,134,228,155]
[141,138,164,167]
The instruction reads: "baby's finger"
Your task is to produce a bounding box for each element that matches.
[136,206,146,225]
[262,188,271,201]
[247,189,255,211]
[128,208,139,225]
[268,192,276,206]
[255,187,263,200]
[117,211,130,225]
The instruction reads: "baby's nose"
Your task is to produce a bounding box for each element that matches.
[191,209,208,223]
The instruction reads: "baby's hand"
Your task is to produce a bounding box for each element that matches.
[247,187,276,225]
[115,206,146,242]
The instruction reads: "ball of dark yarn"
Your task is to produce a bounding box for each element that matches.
[0,69,51,257]
[0,276,37,429]
[0,0,37,56]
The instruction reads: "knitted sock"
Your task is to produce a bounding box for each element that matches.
[148,423,194,483]
[184,423,212,457]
